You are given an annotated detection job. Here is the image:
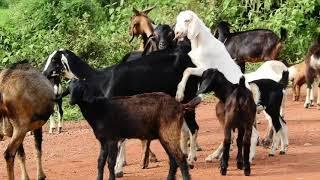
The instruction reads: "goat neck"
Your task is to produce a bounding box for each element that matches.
[214,82,235,103]
[190,24,214,50]
[65,54,98,80]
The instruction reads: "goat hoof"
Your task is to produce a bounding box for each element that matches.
[237,162,243,170]
[49,128,55,134]
[244,168,251,176]
[122,161,127,166]
[149,156,158,163]
[220,167,227,176]
[194,157,197,161]
[268,153,274,157]
[196,147,202,151]
[115,171,124,178]
[189,164,194,169]
[38,175,46,180]
[279,151,286,155]
[304,103,310,108]
[58,127,62,133]
[262,139,271,148]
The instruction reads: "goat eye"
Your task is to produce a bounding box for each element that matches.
[185,19,191,23]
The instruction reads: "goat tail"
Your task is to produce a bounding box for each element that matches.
[280,27,287,42]
[279,70,289,89]
[239,76,246,88]
[183,96,202,111]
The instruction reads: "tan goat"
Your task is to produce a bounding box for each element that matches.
[0,63,54,180]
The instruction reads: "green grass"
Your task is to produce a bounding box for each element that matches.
[0,8,9,26]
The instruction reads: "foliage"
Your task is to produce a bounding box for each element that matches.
[0,0,319,120]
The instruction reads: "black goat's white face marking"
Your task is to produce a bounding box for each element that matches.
[61,54,78,80]
[43,50,57,72]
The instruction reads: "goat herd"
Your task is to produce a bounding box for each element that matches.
[0,7,320,180]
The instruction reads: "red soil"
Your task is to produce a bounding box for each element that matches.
[1,90,320,180]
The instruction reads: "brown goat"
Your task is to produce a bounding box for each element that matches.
[128,6,161,167]
[0,63,54,180]
[288,61,307,101]
[129,6,156,50]
[196,69,256,176]
[304,36,320,109]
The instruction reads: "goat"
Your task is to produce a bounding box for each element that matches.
[250,71,289,155]
[195,69,256,176]
[0,62,54,180]
[174,10,247,103]
[304,36,320,109]
[123,24,191,62]
[47,75,65,134]
[69,79,202,180]
[129,6,156,50]
[213,21,287,72]
[42,49,200,177]
[288,61,307,101]
[205,68,289,162]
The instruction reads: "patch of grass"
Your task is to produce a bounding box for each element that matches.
[0,8,9,26]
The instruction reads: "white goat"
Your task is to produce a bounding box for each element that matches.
[174,10,257,162]
[174,10,248,103]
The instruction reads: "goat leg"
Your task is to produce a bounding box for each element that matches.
[236,128,244,170]
[4,130,27,180]
[107,141,118,180]
[34,128,46,180]
[149,149,158,162]
[220,132,231,175]
[17,144,30,180]
[97,141,108,180]
[141,140,150,169]
[243,126,252,176]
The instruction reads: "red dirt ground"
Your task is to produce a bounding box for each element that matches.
[1,90,320,180]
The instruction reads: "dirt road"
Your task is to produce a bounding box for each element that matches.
[1,91,320,180]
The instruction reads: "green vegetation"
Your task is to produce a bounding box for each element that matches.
[0,0,319,120]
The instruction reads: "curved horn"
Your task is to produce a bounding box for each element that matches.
[143,5,156,14]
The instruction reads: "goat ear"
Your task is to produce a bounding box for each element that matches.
[143,5,156,14]
[187,15,200,40]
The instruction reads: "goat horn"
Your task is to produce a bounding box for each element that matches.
[143,5,156,14]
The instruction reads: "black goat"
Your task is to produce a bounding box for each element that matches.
[250,71,289,155]
[196,69,256,176]
[122,24,191,63]
[42,49,200,176]
[69,79,202,180]
[47,75,66,134]
[213,21,287,72]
